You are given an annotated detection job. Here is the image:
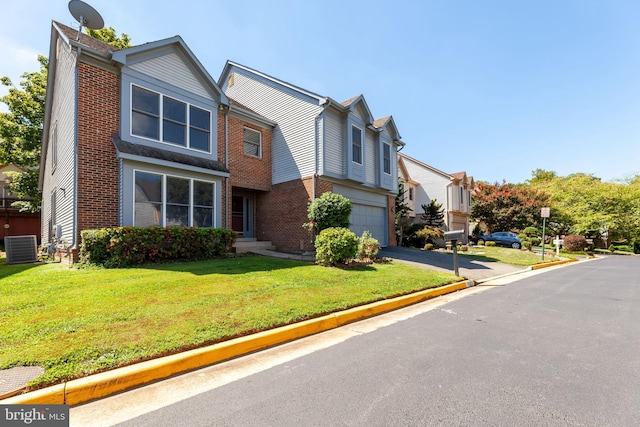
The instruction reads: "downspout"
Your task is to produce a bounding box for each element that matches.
[313,108,324,201]
[225,111,229,228]
[67,47,81,259]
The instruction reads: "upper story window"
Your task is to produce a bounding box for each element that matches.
[243,127,261,157]
[467,190,471,206]
[383,143,391,174]
[351,125,362,164]
[131,85,211,152]
[409,187,414,201]
[460,187,464,204]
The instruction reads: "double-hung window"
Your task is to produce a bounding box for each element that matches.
[134,171,215,227]
[383,143,391,174]
[131,85,211,152]
[352,125,362,164]
[243,127,261,157]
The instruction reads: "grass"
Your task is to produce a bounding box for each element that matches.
[0,255,458,390]
[457,245,570,266]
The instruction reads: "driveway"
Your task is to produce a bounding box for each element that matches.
[379,246,524,281]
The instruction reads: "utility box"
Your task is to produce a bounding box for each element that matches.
[444,230,465,241]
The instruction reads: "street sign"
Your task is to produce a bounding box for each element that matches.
[541,207,550,218]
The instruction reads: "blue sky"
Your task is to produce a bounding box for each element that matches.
[2,0,639,184]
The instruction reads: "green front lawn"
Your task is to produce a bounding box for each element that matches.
[1,256,458,390]
[458,245,570,266]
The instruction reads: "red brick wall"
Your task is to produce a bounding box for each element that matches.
[255,177,338,253]
[387,194,397,246]
[76,62,120,242]
[227,117,272,192]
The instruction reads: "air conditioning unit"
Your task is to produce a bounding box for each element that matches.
[5,235,38,264]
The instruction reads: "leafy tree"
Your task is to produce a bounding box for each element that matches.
[0,29,132,212]
[307,192,352,233]
[87,27,132,50]
[471,181,551,233]
[420,199,444,228]
[0,55,48,212]
[395,184,413,246]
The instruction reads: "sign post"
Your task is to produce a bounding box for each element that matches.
[541,207,550,260]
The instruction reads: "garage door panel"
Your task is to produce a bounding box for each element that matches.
[350,204,386,246]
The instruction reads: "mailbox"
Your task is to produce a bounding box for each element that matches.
[444,230,465,241]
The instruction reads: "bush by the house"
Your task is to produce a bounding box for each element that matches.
[357,230,380,261]
[315,227,358,266]
[306,192,352,233]
[424,243,434,251]
[79,226,237,267]
[485,241,497,247]
[563,234,587,251]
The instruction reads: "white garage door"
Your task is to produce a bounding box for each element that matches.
[350,204,387,246]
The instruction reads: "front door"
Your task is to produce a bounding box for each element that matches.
[232,195,253,237]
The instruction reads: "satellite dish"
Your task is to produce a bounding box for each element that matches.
[68,0,104,40]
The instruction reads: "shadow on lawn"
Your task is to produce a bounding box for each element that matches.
[0,258,43,280]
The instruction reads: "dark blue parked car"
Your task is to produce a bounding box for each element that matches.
[478,232,522,249]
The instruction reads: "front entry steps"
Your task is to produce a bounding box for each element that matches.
[233,237,276,254]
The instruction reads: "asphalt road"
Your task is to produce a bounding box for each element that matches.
[379,246,525,280]
[72,255,640,426]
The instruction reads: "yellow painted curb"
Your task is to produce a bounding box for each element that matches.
[530,258,578,270]
[2,280,471,406]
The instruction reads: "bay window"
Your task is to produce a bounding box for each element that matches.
[134,171,215,227]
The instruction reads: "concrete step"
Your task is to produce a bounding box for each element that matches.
[233,239,276,253]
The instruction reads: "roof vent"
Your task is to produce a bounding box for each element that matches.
[5,235,38,264]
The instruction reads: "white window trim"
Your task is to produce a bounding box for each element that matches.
[383,142,391,175]
[351,125,363,165]
[51,122,58,172]
[130,84,212,154]
[133,169,216,228]
[243,126,262,158]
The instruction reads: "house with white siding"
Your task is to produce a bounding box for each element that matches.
[398,153,474,242]
[219,62,404,250]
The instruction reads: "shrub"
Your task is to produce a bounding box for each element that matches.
[563,234,587,251]
[79,226,237,267]
[416,226,444,244]
[530,237,541,247]
[608,244,615,252]
[357,230,380,261]
[424,243,434,251]
[477,240,485,246]
[307,192,352,233]
[315,227,358,266]
[485,241,497,247]
[459,245,469,252]
[523,226,539,237]
[522,241,532,250]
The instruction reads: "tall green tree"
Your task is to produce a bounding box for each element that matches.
[0,29,132,212]
[420,199,445,228]
[471,181,551,233]
[395,184,413,246]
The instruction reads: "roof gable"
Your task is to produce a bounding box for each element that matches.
[113,37,228,104]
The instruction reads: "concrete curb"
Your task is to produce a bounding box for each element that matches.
[2,280,476,406]
[529,258,578,270]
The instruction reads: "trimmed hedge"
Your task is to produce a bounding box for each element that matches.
[315,227,358,266]
[79,226,237,267]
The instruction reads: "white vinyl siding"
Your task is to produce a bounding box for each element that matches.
[129,52,212,99]
[223,71,323,184]
[365,130,376,185]
[323,110,345,175]
[41,36,77,245]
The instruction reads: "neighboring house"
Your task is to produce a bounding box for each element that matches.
[219,62,404,251]
[39,22,274,261]
[398,153,474,242]
[1,165,41,242]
